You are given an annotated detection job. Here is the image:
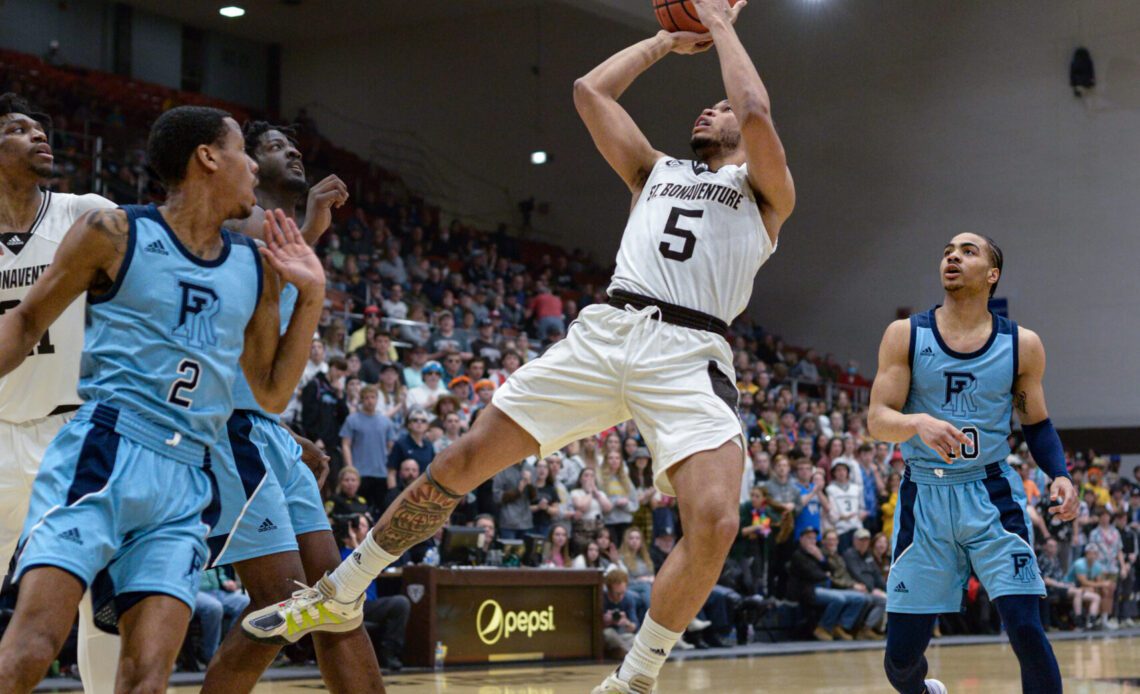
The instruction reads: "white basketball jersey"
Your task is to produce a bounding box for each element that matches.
[608,156,775,325]
[0,191,115,422]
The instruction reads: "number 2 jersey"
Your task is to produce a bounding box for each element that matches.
[0,191,116,423]
[901,307,1019,474]
[608,156,776,325]
[79,204,261,449]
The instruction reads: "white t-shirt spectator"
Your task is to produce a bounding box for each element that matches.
[826,480,865,535]
[382,297,408,321]
[407,381,449,411]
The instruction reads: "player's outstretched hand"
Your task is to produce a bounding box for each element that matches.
[691,0,748,29]
[913,414,972,464]
[261,208,326,293]
[301,174,349,241]
[1048,476,1079,521]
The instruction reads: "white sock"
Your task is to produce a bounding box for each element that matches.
[77,592,120,694]
[327,532,399,602]
[618,614,683,682]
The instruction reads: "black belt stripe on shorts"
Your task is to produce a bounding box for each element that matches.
[608,289,728,337]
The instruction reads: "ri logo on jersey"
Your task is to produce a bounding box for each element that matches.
[172,280,221,348]
[942,371,978,417]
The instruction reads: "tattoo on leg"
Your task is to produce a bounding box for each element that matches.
[377,477,460,555]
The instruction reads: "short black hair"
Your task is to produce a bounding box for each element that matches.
[0,93,51,129]
[982,235,1004,297]
[241,120,298,157]
[146,106,231,186]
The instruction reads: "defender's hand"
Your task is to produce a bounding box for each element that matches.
[300,174,349,241]
[262,209,326,293]
[914,414,971,464]
[1048,476,1079,521]
[297,434,330,488]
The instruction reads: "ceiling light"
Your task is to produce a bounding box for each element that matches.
[530,151,548,165]
[219,6,246,18]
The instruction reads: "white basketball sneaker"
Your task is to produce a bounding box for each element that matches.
[591,669,656,694]
[925,679,948,694]
[241,574,364,644]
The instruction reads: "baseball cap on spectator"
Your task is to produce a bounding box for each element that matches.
[654,519,676,538]
[408,409,430,424]
[379,362,399,374]
[363,305,381,316]
[422,361,444,376]
[478,316,493,327]
[890,450,904,463]
[831,459,850,472]
[633,447,651,460]
[449,375,472,390]
[545,450,564,462]
[854,529,871,540]
[474,379,496,392]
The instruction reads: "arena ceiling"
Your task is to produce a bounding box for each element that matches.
[119,0,654,45]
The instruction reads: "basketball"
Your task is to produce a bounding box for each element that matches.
[653,0,739,34]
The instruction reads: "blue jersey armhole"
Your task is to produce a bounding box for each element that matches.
[233,232,264,301]
[1010,320,1020,394]
[88,207,137,305]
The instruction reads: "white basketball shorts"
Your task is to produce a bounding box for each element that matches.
[493,303,745,496]
[0,410,74,575]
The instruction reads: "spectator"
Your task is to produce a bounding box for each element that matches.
[1115,511,1138,625]
[765,454,798,598]
[649,518,675,573]
[301,356,349,477]
[493,458,536,540]
[325,466,374,525]
[601,568,639,659]
[629,448,656,542]
[599,450,638,543]
[469,317,503,368]
[870,532,891,585]
[530,457,563,537]
[473,378,496,412]
[793,459,828,540]
[544,523,572,568]
[786,527,868,642]
[474,513,497,550]
[377,244,407,286]
[402,345,429,390]
[826,461,866,552]
[348,305,383,353]
[1039,537,1100,630]
[820,529,881,640]
[729,485,771,599]
[428,310,471,360]
[441,352,465,382]
[384,458,421,512]
[337,515,411,671]
[344,376,363,415]
[388,409,434,488]
[572,540,604,569]
[880,472,902,541]
[360,331,400,384]
[854,443,884,532]
[194,566,249,666]
[407,361,448,411]
[619,527,655,622]
[434,412,464,454]
[571,468,611,551]
[525,281,564,339]
[841,529,888,636]
[339,385,398,507]
[1067,544,1115,630]
[382,283,409,321]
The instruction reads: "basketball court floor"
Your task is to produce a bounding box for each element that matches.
[154,637,1140,693]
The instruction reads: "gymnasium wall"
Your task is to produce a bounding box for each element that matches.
[283,1,1140,431]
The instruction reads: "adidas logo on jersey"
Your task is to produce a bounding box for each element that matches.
[920,346,935,357]
[6,236,24,246]
[144,239,169,255]
[893,582,909,594]
[59,527,83,545]
[258,518,277,533]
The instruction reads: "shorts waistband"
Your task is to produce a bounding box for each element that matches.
[607,289,728,337]
[78,402,211,468]
[904,461,1008,485]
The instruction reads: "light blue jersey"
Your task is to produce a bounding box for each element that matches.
[901,307,1018,481]
[80,205,262,451]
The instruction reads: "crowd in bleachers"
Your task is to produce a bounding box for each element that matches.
[3,48,1135,676]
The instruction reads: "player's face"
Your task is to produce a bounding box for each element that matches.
[690,100,741,158]
[0,114,52,180]
[941,233,999,297]
[255,129,306,192]
[212,118,259,218]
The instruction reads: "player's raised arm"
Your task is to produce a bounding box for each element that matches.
[868,319,970,464]
[0,208,126,378]
[694,0,795,235]
[573,34,700,193]
[240,209,326,413]
[1013,328,1078,520]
